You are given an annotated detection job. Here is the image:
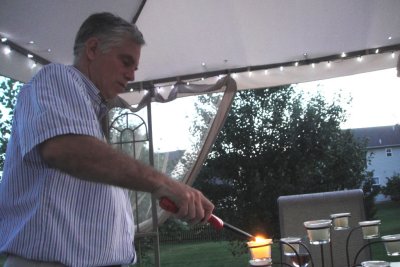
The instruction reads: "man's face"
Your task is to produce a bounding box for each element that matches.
[87,38,141,100]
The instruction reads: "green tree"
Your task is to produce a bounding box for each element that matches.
[194,85,370,238]
[0,77,23,177]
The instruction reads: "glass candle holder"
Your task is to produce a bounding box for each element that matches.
[304,219,332,245]
[280,237,301,255]
[381,234,400,256]
[361,261,390,267]
[330,212,351,230]
[247,238,273,266]
[358,220,381,239]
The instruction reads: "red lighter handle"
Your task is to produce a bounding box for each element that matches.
[159,197,224,230]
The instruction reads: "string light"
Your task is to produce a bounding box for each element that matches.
[3,46,11,55]
[311,63,315,68]
[264,70,268,75]
[357,56,363,62]
[1,37,7,43]
[392,52,396,58]
[327,61,331,68]
[294,62,299,67]
[27,54,33,58]
[375,49,380,54]
[341,52,347,58]
[280,66,284,71]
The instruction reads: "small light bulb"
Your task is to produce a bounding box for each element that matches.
[186,82,190,85]
[357,56,363,62]
[311,63,315,68]
[201,62,206,67]
[341,52,346,58]
[264,70,268,75]
[3,47,11,55]
[375,49,379,54]
[1,37,7,43]
[31,62,37,69]
[294,62,299,67]
[280,66,284,71]
[248,71,252,77]
[232,73,238,78]
[388,36,392,40]
[28,41,35,44]
[27,54,33,58]
[392,52,396,59]
[327,61,331,68]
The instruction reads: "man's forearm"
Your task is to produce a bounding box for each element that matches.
[39,134,167,192]
[39,134,214,223]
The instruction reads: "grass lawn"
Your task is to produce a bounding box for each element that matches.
[159,241,250,267]
[369,201,400,262]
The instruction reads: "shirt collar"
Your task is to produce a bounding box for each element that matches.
[70,66,109,119]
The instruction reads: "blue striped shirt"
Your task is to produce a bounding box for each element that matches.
[0,64,135,266]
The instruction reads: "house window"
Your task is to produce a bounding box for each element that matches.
[386,148,392,157]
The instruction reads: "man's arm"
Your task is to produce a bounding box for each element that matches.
[39,134,214,223]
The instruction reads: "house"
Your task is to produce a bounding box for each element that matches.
[351,124,400,201]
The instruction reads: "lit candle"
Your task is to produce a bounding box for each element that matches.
[247,236,273,263]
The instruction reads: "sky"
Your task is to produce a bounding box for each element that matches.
[294,67,400,129]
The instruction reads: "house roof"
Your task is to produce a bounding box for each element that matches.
[351,125,400,148]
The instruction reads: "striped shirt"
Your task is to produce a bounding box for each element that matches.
[0,64,136,266]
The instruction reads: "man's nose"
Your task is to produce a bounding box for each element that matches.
[125,69,135,81]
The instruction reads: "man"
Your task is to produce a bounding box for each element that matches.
[0,12,214,267]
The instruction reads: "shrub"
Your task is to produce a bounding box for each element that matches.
[381,174,400,201]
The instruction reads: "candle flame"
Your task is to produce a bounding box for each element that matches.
[255,235,268,242]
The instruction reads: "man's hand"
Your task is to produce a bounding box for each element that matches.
[153,182,214,224]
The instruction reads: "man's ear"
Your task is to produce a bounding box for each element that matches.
[85,37,100,61]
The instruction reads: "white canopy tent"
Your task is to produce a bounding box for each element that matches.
[1,1,400,265]
[1,0,400,87]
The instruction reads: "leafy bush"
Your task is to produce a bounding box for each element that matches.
[362,173,380,219]
[382,174,400,201]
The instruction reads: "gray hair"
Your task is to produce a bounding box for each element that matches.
[73,12,145,63]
